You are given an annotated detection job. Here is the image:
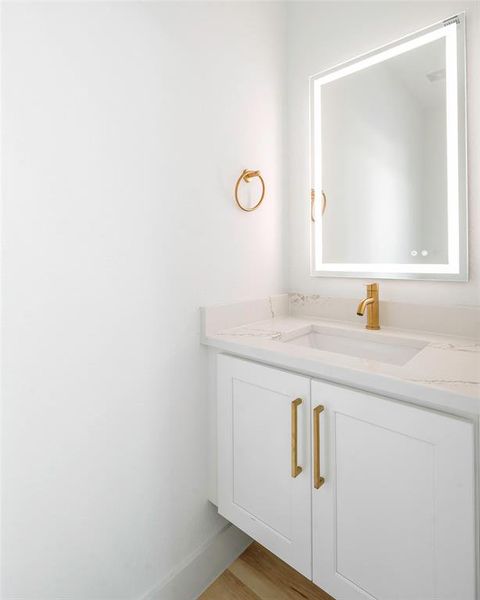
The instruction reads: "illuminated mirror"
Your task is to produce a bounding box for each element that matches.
[310,15,467,280]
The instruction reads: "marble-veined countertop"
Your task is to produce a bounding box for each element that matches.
[202,315,480,416]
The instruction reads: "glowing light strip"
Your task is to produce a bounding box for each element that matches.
[313,79,323,269]
[316,263,458,274]
[445,23,460,272]
[313,26,448,87]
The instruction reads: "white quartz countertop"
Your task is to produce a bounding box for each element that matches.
[202,315,480,416]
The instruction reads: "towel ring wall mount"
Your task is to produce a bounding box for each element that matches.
[234,169,265,212]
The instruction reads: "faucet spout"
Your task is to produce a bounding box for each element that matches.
[356,283,380,329]
[357,297,374,316]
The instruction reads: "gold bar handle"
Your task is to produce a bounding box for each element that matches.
[291,398,303,478]
[313,405,325,489]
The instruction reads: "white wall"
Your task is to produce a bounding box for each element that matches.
[1,2,286,598]
[287,0,480,305]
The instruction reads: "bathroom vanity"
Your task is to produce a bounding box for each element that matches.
[202,295,480,600]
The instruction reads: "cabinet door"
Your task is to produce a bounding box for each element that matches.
[312,380,476,600]
[217,355,312,577]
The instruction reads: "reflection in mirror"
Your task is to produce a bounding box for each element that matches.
[322,38,447,264]
[310,16,467,280]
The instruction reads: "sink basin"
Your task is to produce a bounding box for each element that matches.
[283,325,428,366]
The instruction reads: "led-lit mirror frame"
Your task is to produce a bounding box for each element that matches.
[310,14,467,281]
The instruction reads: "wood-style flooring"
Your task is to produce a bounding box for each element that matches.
[199,542,335,600]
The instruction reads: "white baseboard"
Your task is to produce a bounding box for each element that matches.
[139,524,252,600]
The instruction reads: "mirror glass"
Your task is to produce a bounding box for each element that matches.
[310,16,467,280]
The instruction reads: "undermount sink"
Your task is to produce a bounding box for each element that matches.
[283,325,428,366]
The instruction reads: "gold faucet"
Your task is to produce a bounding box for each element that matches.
[357,283,380,330]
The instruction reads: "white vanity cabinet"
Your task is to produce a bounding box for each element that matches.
[312,380,476,600]
[217,355,477,600]
[217,354,312,577]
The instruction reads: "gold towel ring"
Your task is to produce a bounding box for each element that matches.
[234,169,265,212]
